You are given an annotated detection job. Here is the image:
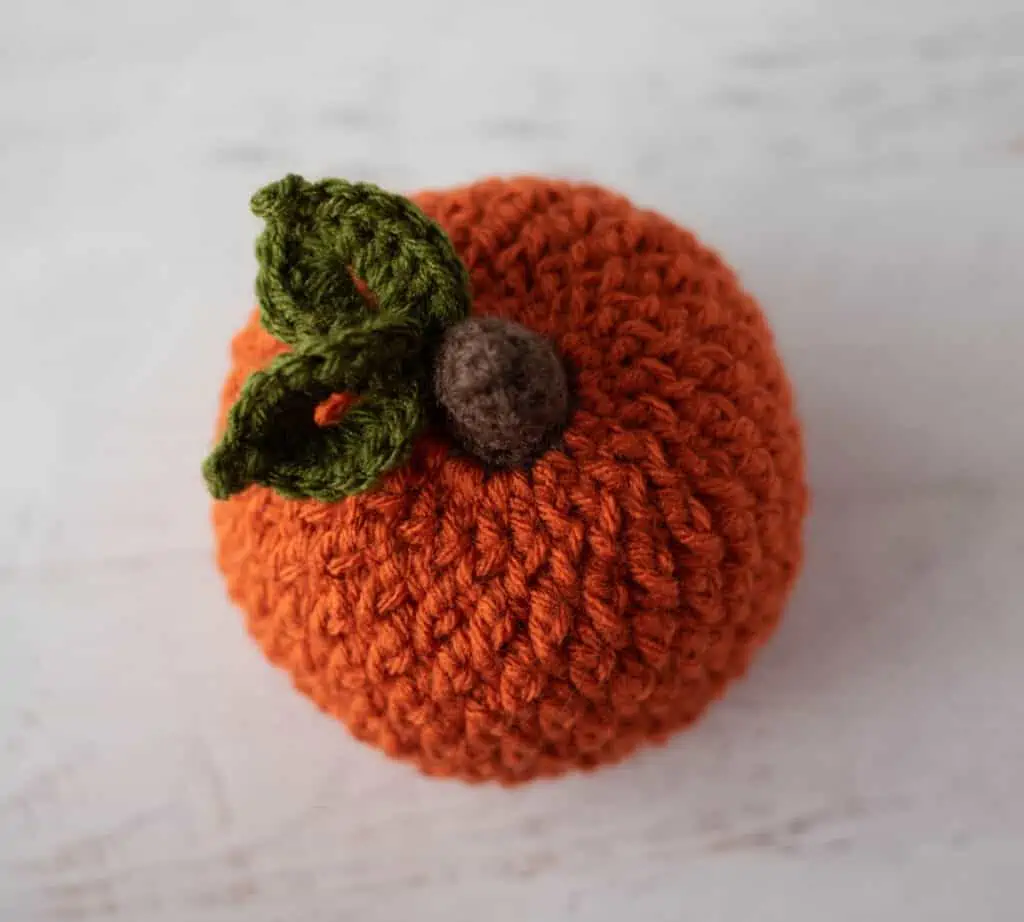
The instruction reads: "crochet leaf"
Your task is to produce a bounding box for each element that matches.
[204,175,471,503]
[251,175,470,347]
[203,351,425,502]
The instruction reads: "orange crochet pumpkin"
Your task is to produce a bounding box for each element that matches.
[209,176,807,783]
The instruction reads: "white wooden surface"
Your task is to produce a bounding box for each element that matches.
[2,1,1023,919]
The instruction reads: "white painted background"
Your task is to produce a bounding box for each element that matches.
[2,1,1023,919]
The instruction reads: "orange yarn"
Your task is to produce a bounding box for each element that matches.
[212,178,807,783]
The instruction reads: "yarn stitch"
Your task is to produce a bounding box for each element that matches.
[211,177,808,784]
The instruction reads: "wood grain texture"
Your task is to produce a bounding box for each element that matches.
[1,0,1022,919]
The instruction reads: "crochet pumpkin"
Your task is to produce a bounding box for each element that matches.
[206,175,807,784]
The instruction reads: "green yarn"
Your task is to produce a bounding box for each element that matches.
[250,174,469,348]
[203,175,471,503]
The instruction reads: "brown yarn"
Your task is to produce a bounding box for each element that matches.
[211,177,808,784]
[434,316,571,467]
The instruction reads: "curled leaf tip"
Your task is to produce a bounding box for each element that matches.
[249,173,308,220]
[204,176,471,504]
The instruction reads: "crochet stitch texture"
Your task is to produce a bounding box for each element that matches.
[212,177,808,783]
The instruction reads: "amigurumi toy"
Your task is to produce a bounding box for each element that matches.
[204,174,808,784]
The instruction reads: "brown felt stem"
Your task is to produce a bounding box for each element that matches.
[433,316,571,467]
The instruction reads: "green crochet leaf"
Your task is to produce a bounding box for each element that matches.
[203,352,426,502]
[203,175,471,503]
[251,174,470,347]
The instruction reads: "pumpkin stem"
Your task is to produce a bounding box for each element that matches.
[434,317,571,468]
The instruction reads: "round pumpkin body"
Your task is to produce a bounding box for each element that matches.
[212,177,807,783]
